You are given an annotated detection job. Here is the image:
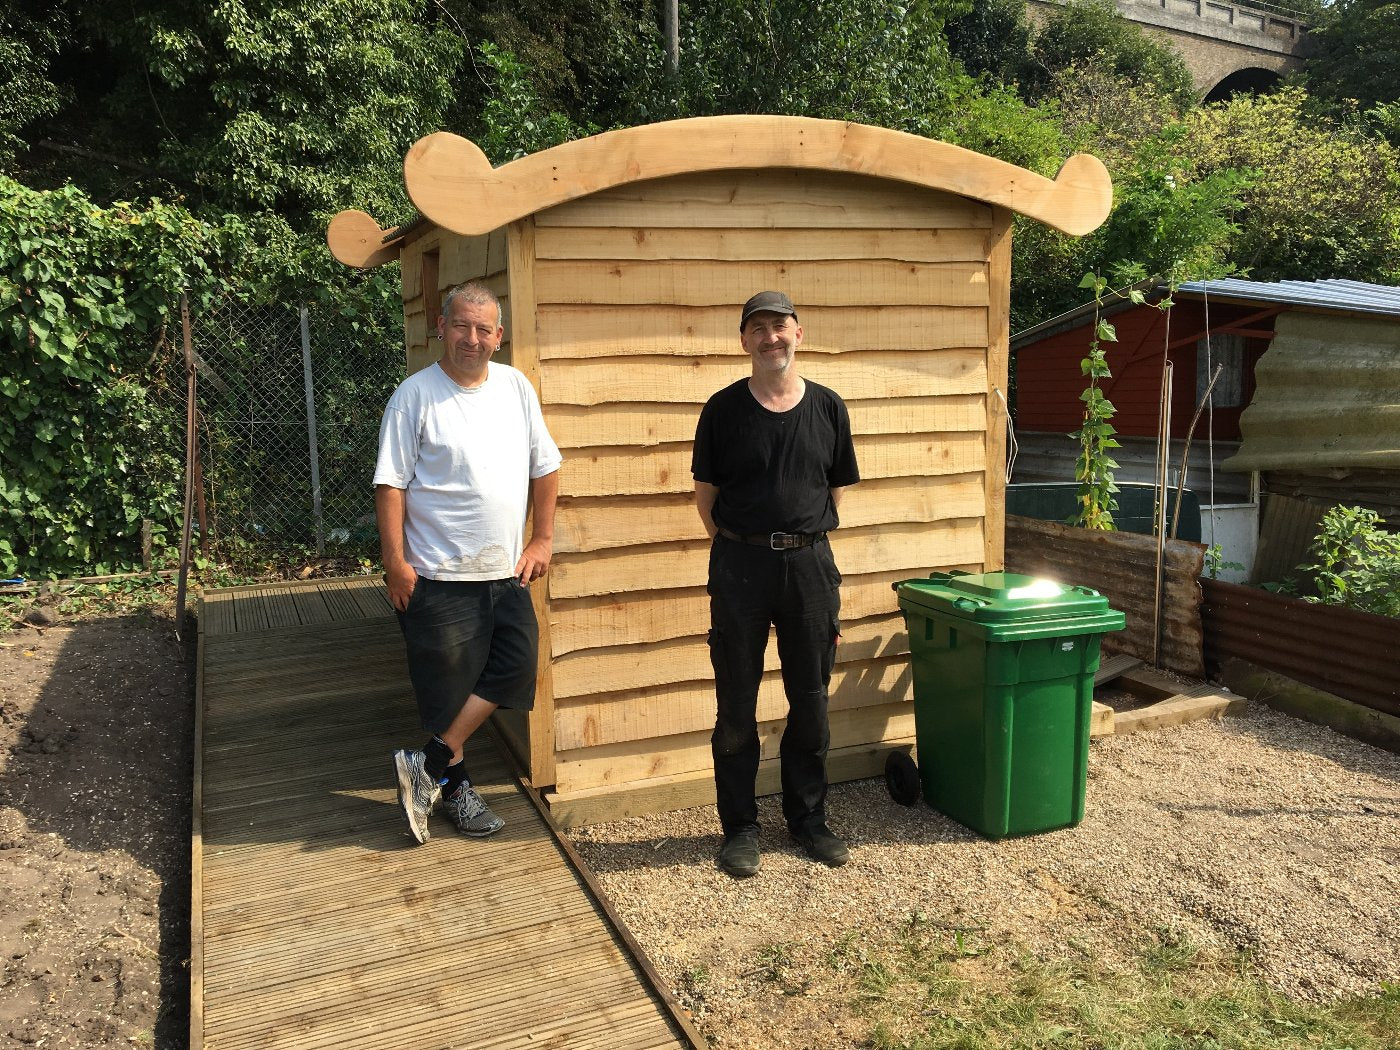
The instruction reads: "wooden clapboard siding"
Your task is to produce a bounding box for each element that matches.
[546,564,974,658]
[553,654,912,751]
[554,474,986,553]
[542,346,986,407]
[535,259,988,309]
[548,518,984,600]
[536,304,989,359]
[535,225,992,262]
[557,432,983,499]
[494,164,999,808]
[535,169,993,230]
[551,610,908,700]
[554,702,916,793]
[543,395,986,448]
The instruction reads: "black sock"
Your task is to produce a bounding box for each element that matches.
[423,736,454,782]
[443,761,468,796]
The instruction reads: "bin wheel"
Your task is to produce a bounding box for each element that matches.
[884,750,920,806]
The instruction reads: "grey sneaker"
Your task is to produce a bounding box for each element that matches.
[393,749,441,844]
[444,781,505,837]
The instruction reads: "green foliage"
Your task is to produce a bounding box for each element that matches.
[10,0,464,226]
[0,178,223,576]
[1012,124,1246,329]
[474,42,593,165]
[0,8,63,166]
[587,0,1070,177]
[1304,0,1400,142]
[1176,88,1400,283]
[944,0,1032,87]
[1093,127,1248,288]
[1026,0,1198,110]
[1300,506,1400,618]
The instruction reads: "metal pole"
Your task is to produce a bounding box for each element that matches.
[175,294,197,642]
[663,0,679,73]
[1153,360,1173,668]
[300,305,325,555]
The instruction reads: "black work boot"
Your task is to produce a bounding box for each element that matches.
[792,822,850,867]
[716,829,760,878]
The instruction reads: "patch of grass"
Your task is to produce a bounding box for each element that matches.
[749,941,811,997]
[852,928,1400,1050]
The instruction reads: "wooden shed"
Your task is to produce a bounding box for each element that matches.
[328,116,1111,827]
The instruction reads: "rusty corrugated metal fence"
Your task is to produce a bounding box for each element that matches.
[1201,578,1400,717]
[1004,515,1205,676]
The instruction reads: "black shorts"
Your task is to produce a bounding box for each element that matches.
[395,576,539,733]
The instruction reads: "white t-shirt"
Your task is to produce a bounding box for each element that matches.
[373,361,562,581]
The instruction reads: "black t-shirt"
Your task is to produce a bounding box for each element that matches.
[692,378,860,535]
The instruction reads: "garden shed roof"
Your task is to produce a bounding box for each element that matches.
[1175,278,1400,319]
[327,116,1112,268]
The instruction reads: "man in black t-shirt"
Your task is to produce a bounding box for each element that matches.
[692,291,861,878]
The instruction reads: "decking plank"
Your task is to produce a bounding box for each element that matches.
[194,578,697,1050]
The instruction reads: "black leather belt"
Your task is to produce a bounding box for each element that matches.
[717,527,826,550]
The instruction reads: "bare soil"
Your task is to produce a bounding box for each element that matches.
[0,608,193,1049]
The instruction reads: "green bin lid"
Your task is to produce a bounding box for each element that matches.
[896,571,1120,629]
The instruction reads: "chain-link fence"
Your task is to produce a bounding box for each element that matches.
[187,299,403,561]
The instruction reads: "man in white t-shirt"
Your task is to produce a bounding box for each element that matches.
[373,281,562,844]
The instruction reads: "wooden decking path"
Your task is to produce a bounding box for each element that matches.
[194,576,700,1050]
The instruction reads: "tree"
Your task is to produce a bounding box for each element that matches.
[1303,0,1400,144]
[7,0,465,228]
[1025,0,1197,109]
[1177,88,1400,282]
[944,0,1033,86]
[0,8,63,167]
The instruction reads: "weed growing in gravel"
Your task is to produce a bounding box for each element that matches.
[750,941,811,997]
[677,964,711,1015]
[856,926,1400,1049]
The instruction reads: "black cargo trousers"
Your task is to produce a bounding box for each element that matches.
[706,533,842,837]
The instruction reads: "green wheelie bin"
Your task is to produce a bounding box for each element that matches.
[889,571,1125,838]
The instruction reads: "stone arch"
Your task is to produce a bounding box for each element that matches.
[1204,66,1284,103]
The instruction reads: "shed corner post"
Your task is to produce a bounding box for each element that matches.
[506,215,558,789]
[985,206,1014,571]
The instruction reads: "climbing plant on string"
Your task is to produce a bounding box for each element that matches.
[1066,136,1248,530]
[1069,273,1140,530]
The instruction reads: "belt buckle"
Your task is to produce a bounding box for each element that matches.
[770,532,796,550]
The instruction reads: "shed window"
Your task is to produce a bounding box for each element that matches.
[422,250,441,326]
[1198,333,1244,408]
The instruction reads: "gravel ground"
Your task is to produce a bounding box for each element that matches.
[571,705,1400,1049]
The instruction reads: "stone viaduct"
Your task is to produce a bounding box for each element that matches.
[1026,0,1310,101]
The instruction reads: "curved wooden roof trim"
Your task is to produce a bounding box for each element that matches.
[328,116,1113,268]
[326,209,408,268]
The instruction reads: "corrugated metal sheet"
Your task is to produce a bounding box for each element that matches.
[1250,492,1329,587]
[1201,578,1400,717]
[1004,515,1205,676]
[1265,469,1400,529]
[1176,278,1400,318]
[1222,312,1400,472]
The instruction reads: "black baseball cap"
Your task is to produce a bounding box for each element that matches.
[740,290,798,330]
